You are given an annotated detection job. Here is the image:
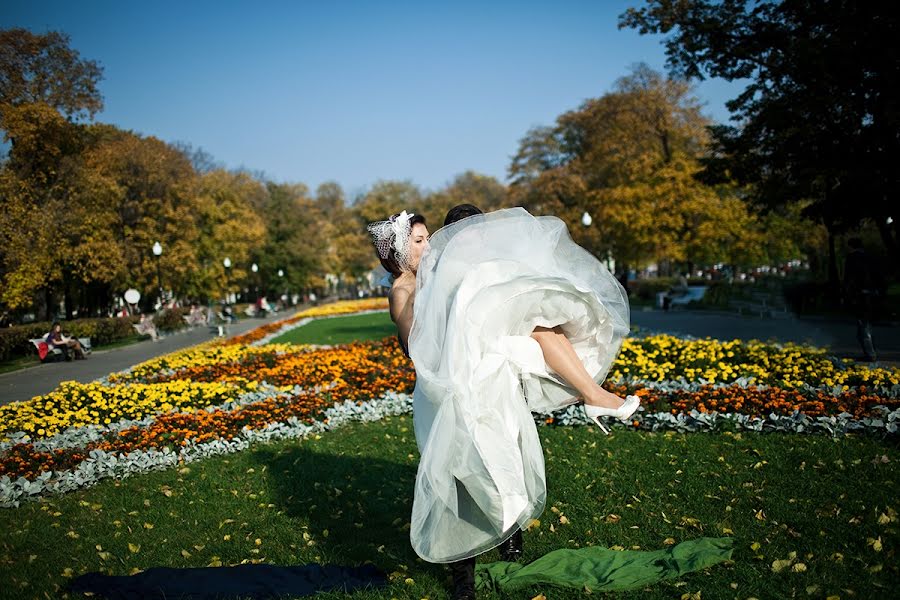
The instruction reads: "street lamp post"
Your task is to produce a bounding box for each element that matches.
[223,257,232,304]
[152,241,163,306]
[251,263,259,303]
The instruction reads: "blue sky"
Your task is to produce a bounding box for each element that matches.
[3,0,745,198]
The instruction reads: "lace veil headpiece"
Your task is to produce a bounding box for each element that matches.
[367,210,415,270]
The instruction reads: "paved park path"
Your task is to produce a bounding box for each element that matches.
[0,309,300,406]
[1,306,896,407]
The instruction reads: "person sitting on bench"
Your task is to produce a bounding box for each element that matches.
[46,321,86,360]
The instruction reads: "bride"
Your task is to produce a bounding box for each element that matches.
[367,207,639,569]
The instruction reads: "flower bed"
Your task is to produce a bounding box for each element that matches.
[0,379,258,441]
[1,298,898,507]
[611,335,899,389]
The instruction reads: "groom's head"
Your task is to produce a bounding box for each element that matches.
[443,204,483,226]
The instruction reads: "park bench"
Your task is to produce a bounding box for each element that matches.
[29,336,92,363]
[656,285,708,309]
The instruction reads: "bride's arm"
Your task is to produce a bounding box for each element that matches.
[389,272,416,348]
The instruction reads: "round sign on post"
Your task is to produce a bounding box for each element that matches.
[124,289,141,305]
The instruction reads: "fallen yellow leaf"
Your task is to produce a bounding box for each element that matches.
[771,559,792,573]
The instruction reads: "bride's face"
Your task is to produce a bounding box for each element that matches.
[407,223,429,272]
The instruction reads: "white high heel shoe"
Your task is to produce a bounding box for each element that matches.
[583,395,641,435]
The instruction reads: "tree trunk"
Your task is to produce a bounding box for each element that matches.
[63,269,75,321]
[826,225,839,287]
[42,287,54,322]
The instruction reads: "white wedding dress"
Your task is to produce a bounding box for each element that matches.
[407,207,630,563]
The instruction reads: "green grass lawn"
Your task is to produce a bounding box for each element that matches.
[270,311,395,345]
[1,418,897,599]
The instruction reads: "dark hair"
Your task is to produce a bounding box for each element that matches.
[376,213,427,277]
[51,321,60,328]
[443,204,483,226]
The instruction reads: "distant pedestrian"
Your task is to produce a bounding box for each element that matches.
[842,237,883,361]
[46,322,86,360]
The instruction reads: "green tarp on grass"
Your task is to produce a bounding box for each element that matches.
[476,537,733,593]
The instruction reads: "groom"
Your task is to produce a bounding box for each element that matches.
[438,204,525,599]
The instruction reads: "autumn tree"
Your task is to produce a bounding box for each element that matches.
[0,28,104,120]
[352,179,423,225]
[189,170,267,301]
[0,102,104,316]
[620,0,900,281]
[509,64,767,276]
[313,182,374,286]
[81,127,201,307]
[0,28,107,317]
[255,182,326,298]
[420,171,509,227]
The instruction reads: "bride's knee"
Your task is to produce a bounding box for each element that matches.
[530,325,564,341]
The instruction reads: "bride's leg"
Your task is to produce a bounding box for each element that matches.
[530,326,624,409]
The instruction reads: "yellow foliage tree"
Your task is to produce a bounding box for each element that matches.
[509,64,767,275]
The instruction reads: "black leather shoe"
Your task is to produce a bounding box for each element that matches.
[448,557,476,599]
[498,528,524,562]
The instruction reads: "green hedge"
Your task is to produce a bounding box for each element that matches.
[0,307,193,363]
[152,307,190,332]
[0,317,138,363]
[628,277,676,303]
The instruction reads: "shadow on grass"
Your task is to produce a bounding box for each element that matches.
[251,445,444,580]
